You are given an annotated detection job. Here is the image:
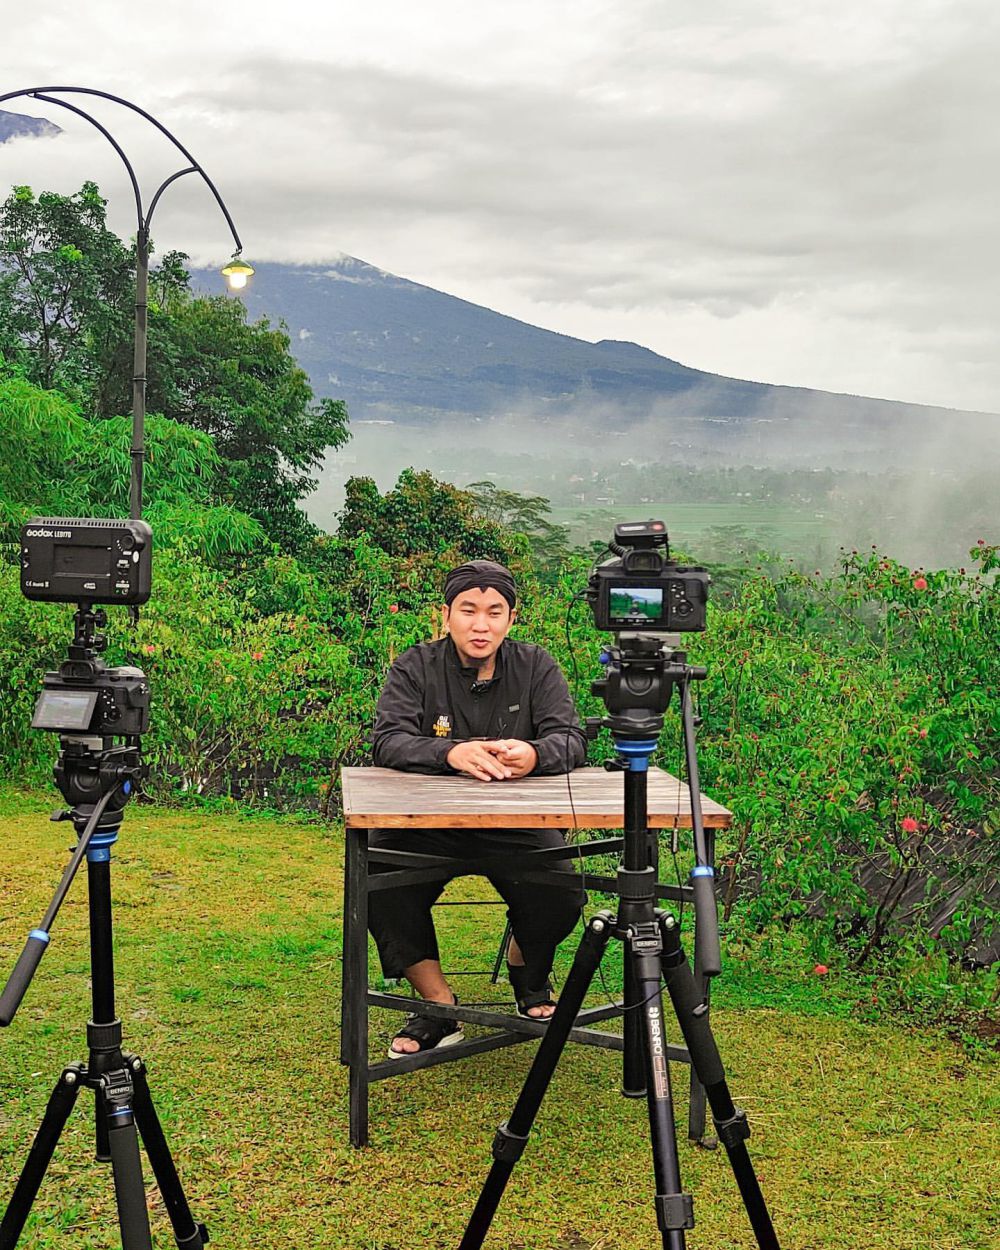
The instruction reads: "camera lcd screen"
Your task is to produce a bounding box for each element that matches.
[608,586,664,625]
[32,689,98,732]
[53,543,112,575]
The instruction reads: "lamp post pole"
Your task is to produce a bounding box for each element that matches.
[0,85,253,519]
[133,223,149,520]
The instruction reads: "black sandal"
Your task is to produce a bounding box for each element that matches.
[507,963,557,1018]
[388,1000,464,1059]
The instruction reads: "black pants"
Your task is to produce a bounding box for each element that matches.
[367,827,584,989]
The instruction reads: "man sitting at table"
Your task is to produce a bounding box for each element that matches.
[370,558,588,1057]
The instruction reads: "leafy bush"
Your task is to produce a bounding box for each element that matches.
[1,451,995,997]
[675,545,999,973]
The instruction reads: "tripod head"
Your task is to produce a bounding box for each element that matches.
[591,633,706,742]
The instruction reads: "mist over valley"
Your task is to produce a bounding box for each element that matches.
[193,259,999,568]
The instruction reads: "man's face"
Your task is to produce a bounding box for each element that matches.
[443,586,515,668]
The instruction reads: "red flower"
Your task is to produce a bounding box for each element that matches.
[251,651,265,661]
[901,816,919,833]
[918,728,928,739]
[142,644,156,655]
[812,964,829,976]
[912,576,927,590]
[389,604,399,614]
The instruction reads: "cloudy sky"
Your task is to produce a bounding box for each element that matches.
[3,1,999,412]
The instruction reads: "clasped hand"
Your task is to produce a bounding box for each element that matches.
[446,738,538,782]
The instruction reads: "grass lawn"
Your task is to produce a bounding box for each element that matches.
[0,789,997,1249]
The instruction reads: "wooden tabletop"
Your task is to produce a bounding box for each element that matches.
[341,766,731,829]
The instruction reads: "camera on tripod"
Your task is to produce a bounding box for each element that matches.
[33,658,150,738]
[0,511,211,1250]
[586,519,709,634]
[462,522,781,1250]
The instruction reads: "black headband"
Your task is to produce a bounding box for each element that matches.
[443,560,517,609]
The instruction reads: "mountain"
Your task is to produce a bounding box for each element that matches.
[0,109,62,144]
[191,258,997,468]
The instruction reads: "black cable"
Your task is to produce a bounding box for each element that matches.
[562,589,589,919]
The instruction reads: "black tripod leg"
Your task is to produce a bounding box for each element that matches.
[458,912,613,1250]
[100,1073,154,1250]
[622,952,646,1097]
[629,931,693,1250]
[129,1057,209,1249]
[0,1064,83,1250]
[658,915,780,1250]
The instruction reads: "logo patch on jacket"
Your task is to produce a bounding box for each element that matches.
[433,714,452,738]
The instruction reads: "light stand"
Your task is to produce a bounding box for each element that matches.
[0,89,251,1241]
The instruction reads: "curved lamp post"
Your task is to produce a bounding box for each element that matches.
[0,85,253,519]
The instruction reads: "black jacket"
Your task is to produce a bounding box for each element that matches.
[372,638,587,775]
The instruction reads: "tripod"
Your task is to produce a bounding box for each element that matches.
[0,748,207,1250]
[459,640,780,1249]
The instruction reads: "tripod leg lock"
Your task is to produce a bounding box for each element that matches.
[655,1192,695,1231]
[176,1223,210,1248]
[713,1106,751,1150]
[88,1017,123,1052]
[491,1122,530,1165]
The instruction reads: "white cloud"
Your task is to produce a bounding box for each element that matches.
[2,1,1000,411]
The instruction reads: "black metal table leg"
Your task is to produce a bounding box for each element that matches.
[343,826,370,1147]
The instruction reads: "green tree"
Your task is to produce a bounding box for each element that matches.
[0,370,264,558]
[0,183,350,548]
[143,294,348,549]
[0,183,185,404]
[464,479,571,573]
[339,468,525,569]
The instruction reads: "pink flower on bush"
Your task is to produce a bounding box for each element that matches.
[912,576,927,590]
[900,816,919,833]
[142,644,156,655]
[389,604,399,614]
[918,728,928,739]
[812,964,829,976]
[251,651,265,661]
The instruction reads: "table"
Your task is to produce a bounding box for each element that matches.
[340,766,732,1148]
